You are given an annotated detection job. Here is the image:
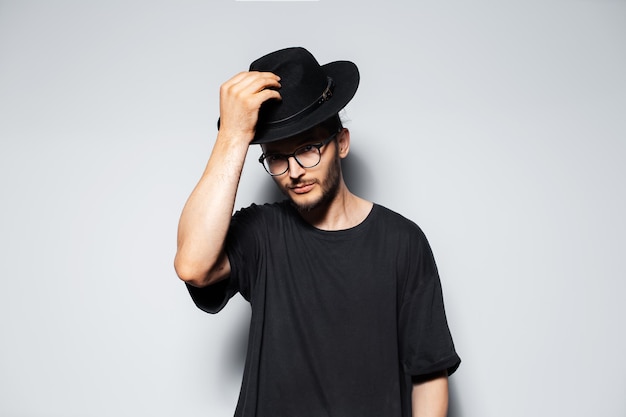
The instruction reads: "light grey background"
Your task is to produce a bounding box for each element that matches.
[1,1,625,416]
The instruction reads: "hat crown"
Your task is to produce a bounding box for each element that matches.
[250,47,330,128]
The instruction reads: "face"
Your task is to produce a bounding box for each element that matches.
[261,127,345,212]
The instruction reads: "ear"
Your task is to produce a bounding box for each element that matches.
[337,128,351,159]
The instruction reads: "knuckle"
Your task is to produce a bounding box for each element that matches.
[220,83,232,96]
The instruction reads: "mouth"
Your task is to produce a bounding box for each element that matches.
[289,181,316,194]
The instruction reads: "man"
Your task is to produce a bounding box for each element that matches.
[175,47,460,417]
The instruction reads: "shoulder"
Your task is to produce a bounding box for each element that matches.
[232,200,295,226]
[369,204,435,258]
[234,200,292,216]
[227,201,296,254]
[372,204,427,238]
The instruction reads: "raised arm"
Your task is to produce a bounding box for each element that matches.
[174,71,281,287]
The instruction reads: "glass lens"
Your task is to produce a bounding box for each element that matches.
[295,146,321,168]
[265,156,288,175]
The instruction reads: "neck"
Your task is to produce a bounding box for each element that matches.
[296,179,373,231]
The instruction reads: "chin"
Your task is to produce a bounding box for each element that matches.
[289,194,323,212]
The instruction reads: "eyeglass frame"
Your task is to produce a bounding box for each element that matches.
[258,131,339,176]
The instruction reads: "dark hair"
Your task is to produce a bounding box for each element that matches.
[317,113,344,136]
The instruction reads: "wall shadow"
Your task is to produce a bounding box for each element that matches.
[255,175,284,205]
[448,377,463,417]
[341,149,375,201]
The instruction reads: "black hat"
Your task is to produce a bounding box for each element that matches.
[219,47,360,144]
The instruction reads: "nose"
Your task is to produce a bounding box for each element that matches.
[287,156,305,179]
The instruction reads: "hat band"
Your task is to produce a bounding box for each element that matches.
[262,77,335,129]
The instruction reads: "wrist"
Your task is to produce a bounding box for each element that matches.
[216,128,255,148]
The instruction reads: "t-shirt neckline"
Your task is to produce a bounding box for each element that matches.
[287,202,379,240]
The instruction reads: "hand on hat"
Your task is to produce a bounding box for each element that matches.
[218,71,282,144]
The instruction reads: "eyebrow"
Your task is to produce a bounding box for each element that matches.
[264,135,320,154]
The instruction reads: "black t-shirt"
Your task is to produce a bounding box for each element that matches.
[187,201,460,417]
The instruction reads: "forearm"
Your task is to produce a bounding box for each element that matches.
[411,372,449,417]
[174,132,250,286]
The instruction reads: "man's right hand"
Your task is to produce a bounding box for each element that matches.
[218,71,282,143]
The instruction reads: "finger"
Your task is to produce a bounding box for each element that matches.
[221,75,279,105]
[248,71,281,81]
[230,86,280,116]
[221,71,251,91]
[230,72,281,95]
[222,79,281,113]
[256,88,282,104]
[224,71,280,90]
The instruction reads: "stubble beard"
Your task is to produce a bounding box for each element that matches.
[285,150,342,213]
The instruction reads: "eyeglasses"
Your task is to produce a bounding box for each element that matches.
[258,132,338,176]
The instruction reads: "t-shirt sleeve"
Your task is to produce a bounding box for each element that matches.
[185,278,238,314]
[398,227,461,377]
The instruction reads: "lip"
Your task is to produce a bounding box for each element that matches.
[289,182,315,194]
